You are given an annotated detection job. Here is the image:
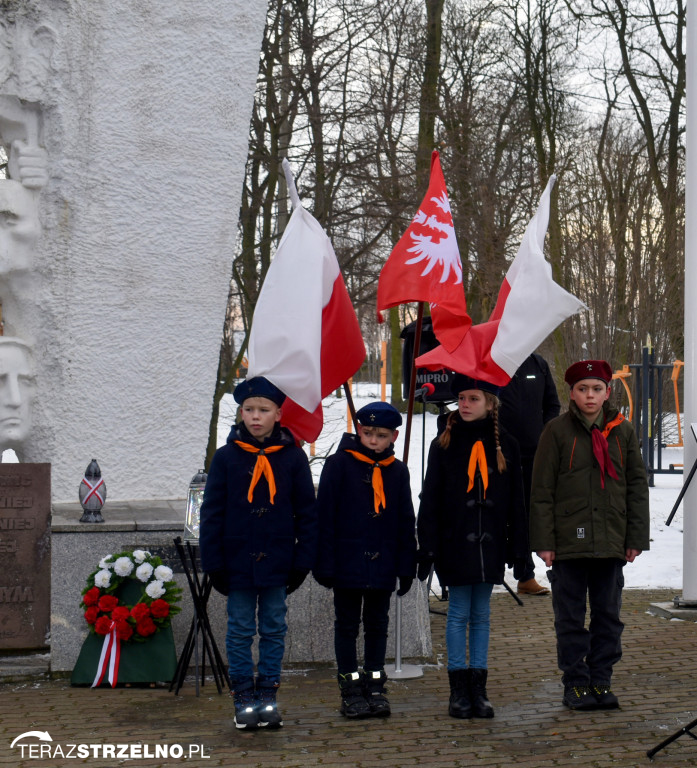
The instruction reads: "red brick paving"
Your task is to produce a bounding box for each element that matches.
[1,588,696,767]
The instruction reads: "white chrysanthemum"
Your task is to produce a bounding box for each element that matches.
[132,549,151,564]
[154,565,173,583]
[135,563,154,582]
[113,556,134,577]
[145,580,165,599]
[94,569,112,588]
[98,555,114,569]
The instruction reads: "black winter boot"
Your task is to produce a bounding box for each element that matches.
[364,669,391,717]
[255,678,283,728]
[338,672,371,718]
[230,678,259,730]
[469,668,494,718]
[447,669,472,719]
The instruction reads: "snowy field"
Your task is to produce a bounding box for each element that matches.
[218,383,687,591]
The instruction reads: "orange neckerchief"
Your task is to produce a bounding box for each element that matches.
[235,441,284,504]
[466,440,489,498]
[345,450,396,515]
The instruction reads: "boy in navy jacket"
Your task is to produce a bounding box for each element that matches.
[314,402,417,718]
[200,377,317,730]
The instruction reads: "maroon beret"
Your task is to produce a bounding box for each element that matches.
[564,360,613,387]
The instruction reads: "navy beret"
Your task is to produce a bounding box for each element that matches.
[356,402,402,429]
[564,360,613,387]
[233,377,286,406]
[450,373,501,398]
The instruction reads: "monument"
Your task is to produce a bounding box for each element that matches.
[0,2,433,674]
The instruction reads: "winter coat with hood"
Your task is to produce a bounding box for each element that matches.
[529,400,650,560]
[417,415,528,586]
[199,421,317,591]
[314,432,417,591]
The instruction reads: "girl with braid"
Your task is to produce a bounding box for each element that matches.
[417,373,528,719]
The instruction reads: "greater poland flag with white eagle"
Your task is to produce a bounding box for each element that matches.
[416,175,586,384]
[377,150,470,353]
[246,163,365,443]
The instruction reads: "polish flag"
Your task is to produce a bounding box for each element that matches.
[416,176,586,384]
[246,162,366,443]
[377,151,470,352]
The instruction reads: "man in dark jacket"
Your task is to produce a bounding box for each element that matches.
[200,376,317,730]
[314,402,417,720]
[530,360,649,711]
[499,353,560,595]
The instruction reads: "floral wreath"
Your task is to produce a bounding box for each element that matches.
[81,549,182,644]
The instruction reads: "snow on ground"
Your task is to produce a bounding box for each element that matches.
[218,383,687,591]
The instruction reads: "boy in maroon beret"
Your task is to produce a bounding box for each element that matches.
[529,359,649,710]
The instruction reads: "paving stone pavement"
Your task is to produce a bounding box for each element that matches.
[1,588,696,768]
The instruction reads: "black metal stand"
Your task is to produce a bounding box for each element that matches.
[170,536,230,696]
[647,716,697,759]
[666,455,697,526]
[502,579,524,606]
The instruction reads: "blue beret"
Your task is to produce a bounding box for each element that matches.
[356,402,402,429]
[450,373,500,398]
[233,377,286,406]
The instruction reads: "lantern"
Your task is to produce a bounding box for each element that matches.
[79,459,106,523]
[185,469,207,540]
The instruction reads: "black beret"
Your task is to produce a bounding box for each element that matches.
[356,402,402,429]
[233,377,286,406]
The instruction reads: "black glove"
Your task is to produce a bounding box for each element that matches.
[286,568,309,595]
[313,573,335,590]
[417,551,435,582]
[208,569,229,596]
[397,577,413,597]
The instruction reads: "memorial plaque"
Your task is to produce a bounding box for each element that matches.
[0,464,50,649]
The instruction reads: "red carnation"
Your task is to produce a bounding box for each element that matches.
[135,617,157,637]
[115,619,134,641]
[149,599,170,619]
[111,606,131,622]
[83,587,100,606]
[94,616,113,635]
[84,606,99,624]
[98,594,119,612]
[130,602,150,621]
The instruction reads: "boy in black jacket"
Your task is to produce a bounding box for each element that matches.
[200,377,317,730]
[314,402,417,719]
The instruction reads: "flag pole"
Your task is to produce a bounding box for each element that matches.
[343,381,359,433]
[402,303,424,465]
[386,301,424,681]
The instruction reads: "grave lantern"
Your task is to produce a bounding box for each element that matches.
[185,469,207,540]
[79,458,106,523]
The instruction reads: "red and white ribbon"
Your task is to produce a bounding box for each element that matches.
[81,477,105,506]
[91,622,121,688]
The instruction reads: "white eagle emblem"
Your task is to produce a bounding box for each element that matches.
[405,192,463,285]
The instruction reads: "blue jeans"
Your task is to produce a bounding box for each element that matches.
[226,587,288,683]
[446,583,494,670]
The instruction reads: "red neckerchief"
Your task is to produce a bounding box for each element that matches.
[591,412,624,488]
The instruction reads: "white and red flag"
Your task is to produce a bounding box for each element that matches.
[377,150,470,353]
[246,160,366,442]
[416,175,586,385]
